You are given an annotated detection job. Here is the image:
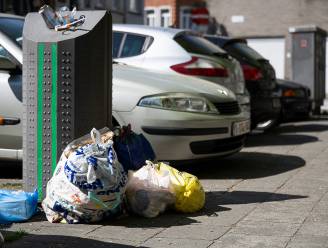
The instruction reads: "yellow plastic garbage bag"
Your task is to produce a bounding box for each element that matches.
[156,162,205,213]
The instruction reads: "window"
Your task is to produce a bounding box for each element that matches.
[0,18,24,47]
[145,9,156,26]
[129,0,142,13]
[174,33,227,56]
[113,32,124,58]
[160,9,171,27]
[180,7,192,29]
[121,34,146,57]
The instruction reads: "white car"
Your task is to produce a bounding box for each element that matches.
[113,24,250,115]
[0,15,250,161]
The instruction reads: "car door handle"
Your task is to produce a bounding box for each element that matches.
[0,116,20,125]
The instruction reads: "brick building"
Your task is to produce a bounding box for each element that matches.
[144,0,209,29]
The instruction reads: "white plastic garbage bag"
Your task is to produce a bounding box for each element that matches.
[42,128,127,223]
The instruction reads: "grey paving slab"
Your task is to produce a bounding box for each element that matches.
[86,225,165,243]
[243,207,308,224]
[286,234,328,248]
[189,203,255,226]
[229,220,300,237]
[296,222,328,237]
[154,223,230,240]
[142,237,212,248]
[210,233,290,248]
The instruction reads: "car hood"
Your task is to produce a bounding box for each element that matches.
[276,79,308,90]
[113,64,236,111]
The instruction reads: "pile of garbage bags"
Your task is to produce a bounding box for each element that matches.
[42,127,205,223]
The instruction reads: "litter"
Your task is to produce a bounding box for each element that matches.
[39,5,85,31]
[156,162,205,213]
[114,125,156,172]
[0,189,38,224]
[42,128,127,223]
[125,161,175,218]
[125,161,205,217]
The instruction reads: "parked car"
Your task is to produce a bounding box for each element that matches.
[204,35,281,130]
[112,24,250,118]
[0,15,250,161]
[275,79,311,122]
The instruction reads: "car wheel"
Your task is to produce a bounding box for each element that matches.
[256,118,279,131]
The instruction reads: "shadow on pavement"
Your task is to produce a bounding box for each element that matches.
[273,123,328,133]
[1,231,137,248]
[0,161,22,179]
[183,152,305,180]
[205,191,307,206]
[245,133,318,147]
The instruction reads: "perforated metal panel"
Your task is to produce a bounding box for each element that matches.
[23,11,112,200]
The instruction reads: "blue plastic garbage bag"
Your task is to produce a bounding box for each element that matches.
[0,189,38,224]
[114,125,156,171]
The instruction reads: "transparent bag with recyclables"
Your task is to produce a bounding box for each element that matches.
[125,161,175,218]
[42,128,127,223]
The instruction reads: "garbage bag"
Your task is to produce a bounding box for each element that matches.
[42,128,127,224]
[0,189,38,224]
[157,162,205,213]
[125,161,175,218]
[114,125,156,172]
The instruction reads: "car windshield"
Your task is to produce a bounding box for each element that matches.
[225,42,264,61]
[174,33,227,56]
[0,17,24,47]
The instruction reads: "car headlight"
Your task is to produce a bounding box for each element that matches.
[138,93,219,114]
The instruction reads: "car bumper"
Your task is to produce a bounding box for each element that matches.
[281,98,311,120]
[116,106,250,161]
[251,96,281,126]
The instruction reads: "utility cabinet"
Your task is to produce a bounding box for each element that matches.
[22,11,112,199]
[289,25,326,113]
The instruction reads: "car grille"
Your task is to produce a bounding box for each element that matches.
[190,135,246,155]
[214,101,240,115]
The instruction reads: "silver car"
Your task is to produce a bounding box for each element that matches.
[0,15,250,161]
[113,24,250,116]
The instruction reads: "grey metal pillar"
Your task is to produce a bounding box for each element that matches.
[23,11,112,200]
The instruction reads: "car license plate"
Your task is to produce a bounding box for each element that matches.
[272,98,281,108]
[232,120,250,136]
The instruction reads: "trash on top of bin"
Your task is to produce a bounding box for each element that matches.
[39,5,86,31]
[114,124,156,172]
[42,127,127,224]
[0,189,38,224]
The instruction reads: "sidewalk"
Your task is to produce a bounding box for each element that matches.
[2,119,328,248]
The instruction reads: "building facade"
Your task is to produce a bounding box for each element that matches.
[144,0,218,33]
[207,0,328,103]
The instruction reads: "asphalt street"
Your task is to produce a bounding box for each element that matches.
[1,118,328,248]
